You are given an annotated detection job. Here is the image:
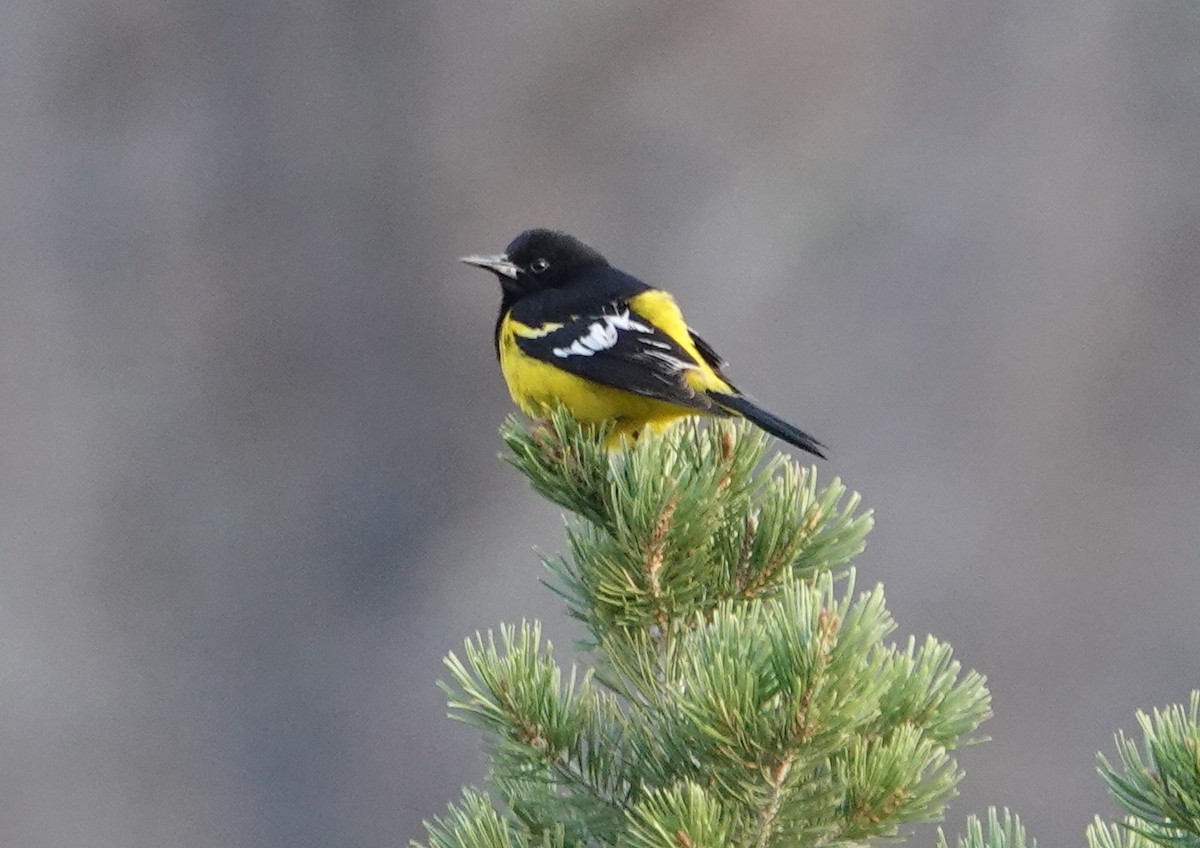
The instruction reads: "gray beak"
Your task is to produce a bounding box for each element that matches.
[459,253,520,280]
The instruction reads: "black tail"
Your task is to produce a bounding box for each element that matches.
[708,391,827,459]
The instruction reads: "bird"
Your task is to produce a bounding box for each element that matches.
[461,229,826,459]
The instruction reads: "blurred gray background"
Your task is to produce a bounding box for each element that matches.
[2,1,1198,846]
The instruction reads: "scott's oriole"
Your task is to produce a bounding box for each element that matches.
[462,229,826,459]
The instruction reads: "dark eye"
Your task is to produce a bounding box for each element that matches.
[530,258,550,273]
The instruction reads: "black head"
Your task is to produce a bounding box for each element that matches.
[460,229,607,298]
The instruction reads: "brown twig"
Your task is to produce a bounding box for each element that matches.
[646,496,678,648]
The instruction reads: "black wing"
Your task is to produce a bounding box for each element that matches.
[688,329,725,369]
[687,328,740,391]
[514,303,720,413]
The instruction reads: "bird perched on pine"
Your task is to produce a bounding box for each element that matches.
[462,229,826,459]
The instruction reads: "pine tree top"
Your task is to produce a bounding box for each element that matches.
[417,414,1198,848]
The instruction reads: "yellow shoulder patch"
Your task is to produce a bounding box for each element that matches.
[508,320,564,338]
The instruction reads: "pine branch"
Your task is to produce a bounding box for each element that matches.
[419,415,991,848]
[417,412,1200,848]
[624,782,735,848]
[504,413,872,681]
[1089,818,1176,848]
[440,622,632,843]
[421,789,565,848]
[1096,692,1200,848]
[938,809,1032,848]
[938,693,1200,848]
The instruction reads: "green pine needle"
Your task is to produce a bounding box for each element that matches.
[420,414,998,848]
[938,808,1032,848]
[417,789,564,848]
[1097,693,1200,848]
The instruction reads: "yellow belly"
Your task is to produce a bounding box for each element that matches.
[497,290,732,439]
[500,343,698,432]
